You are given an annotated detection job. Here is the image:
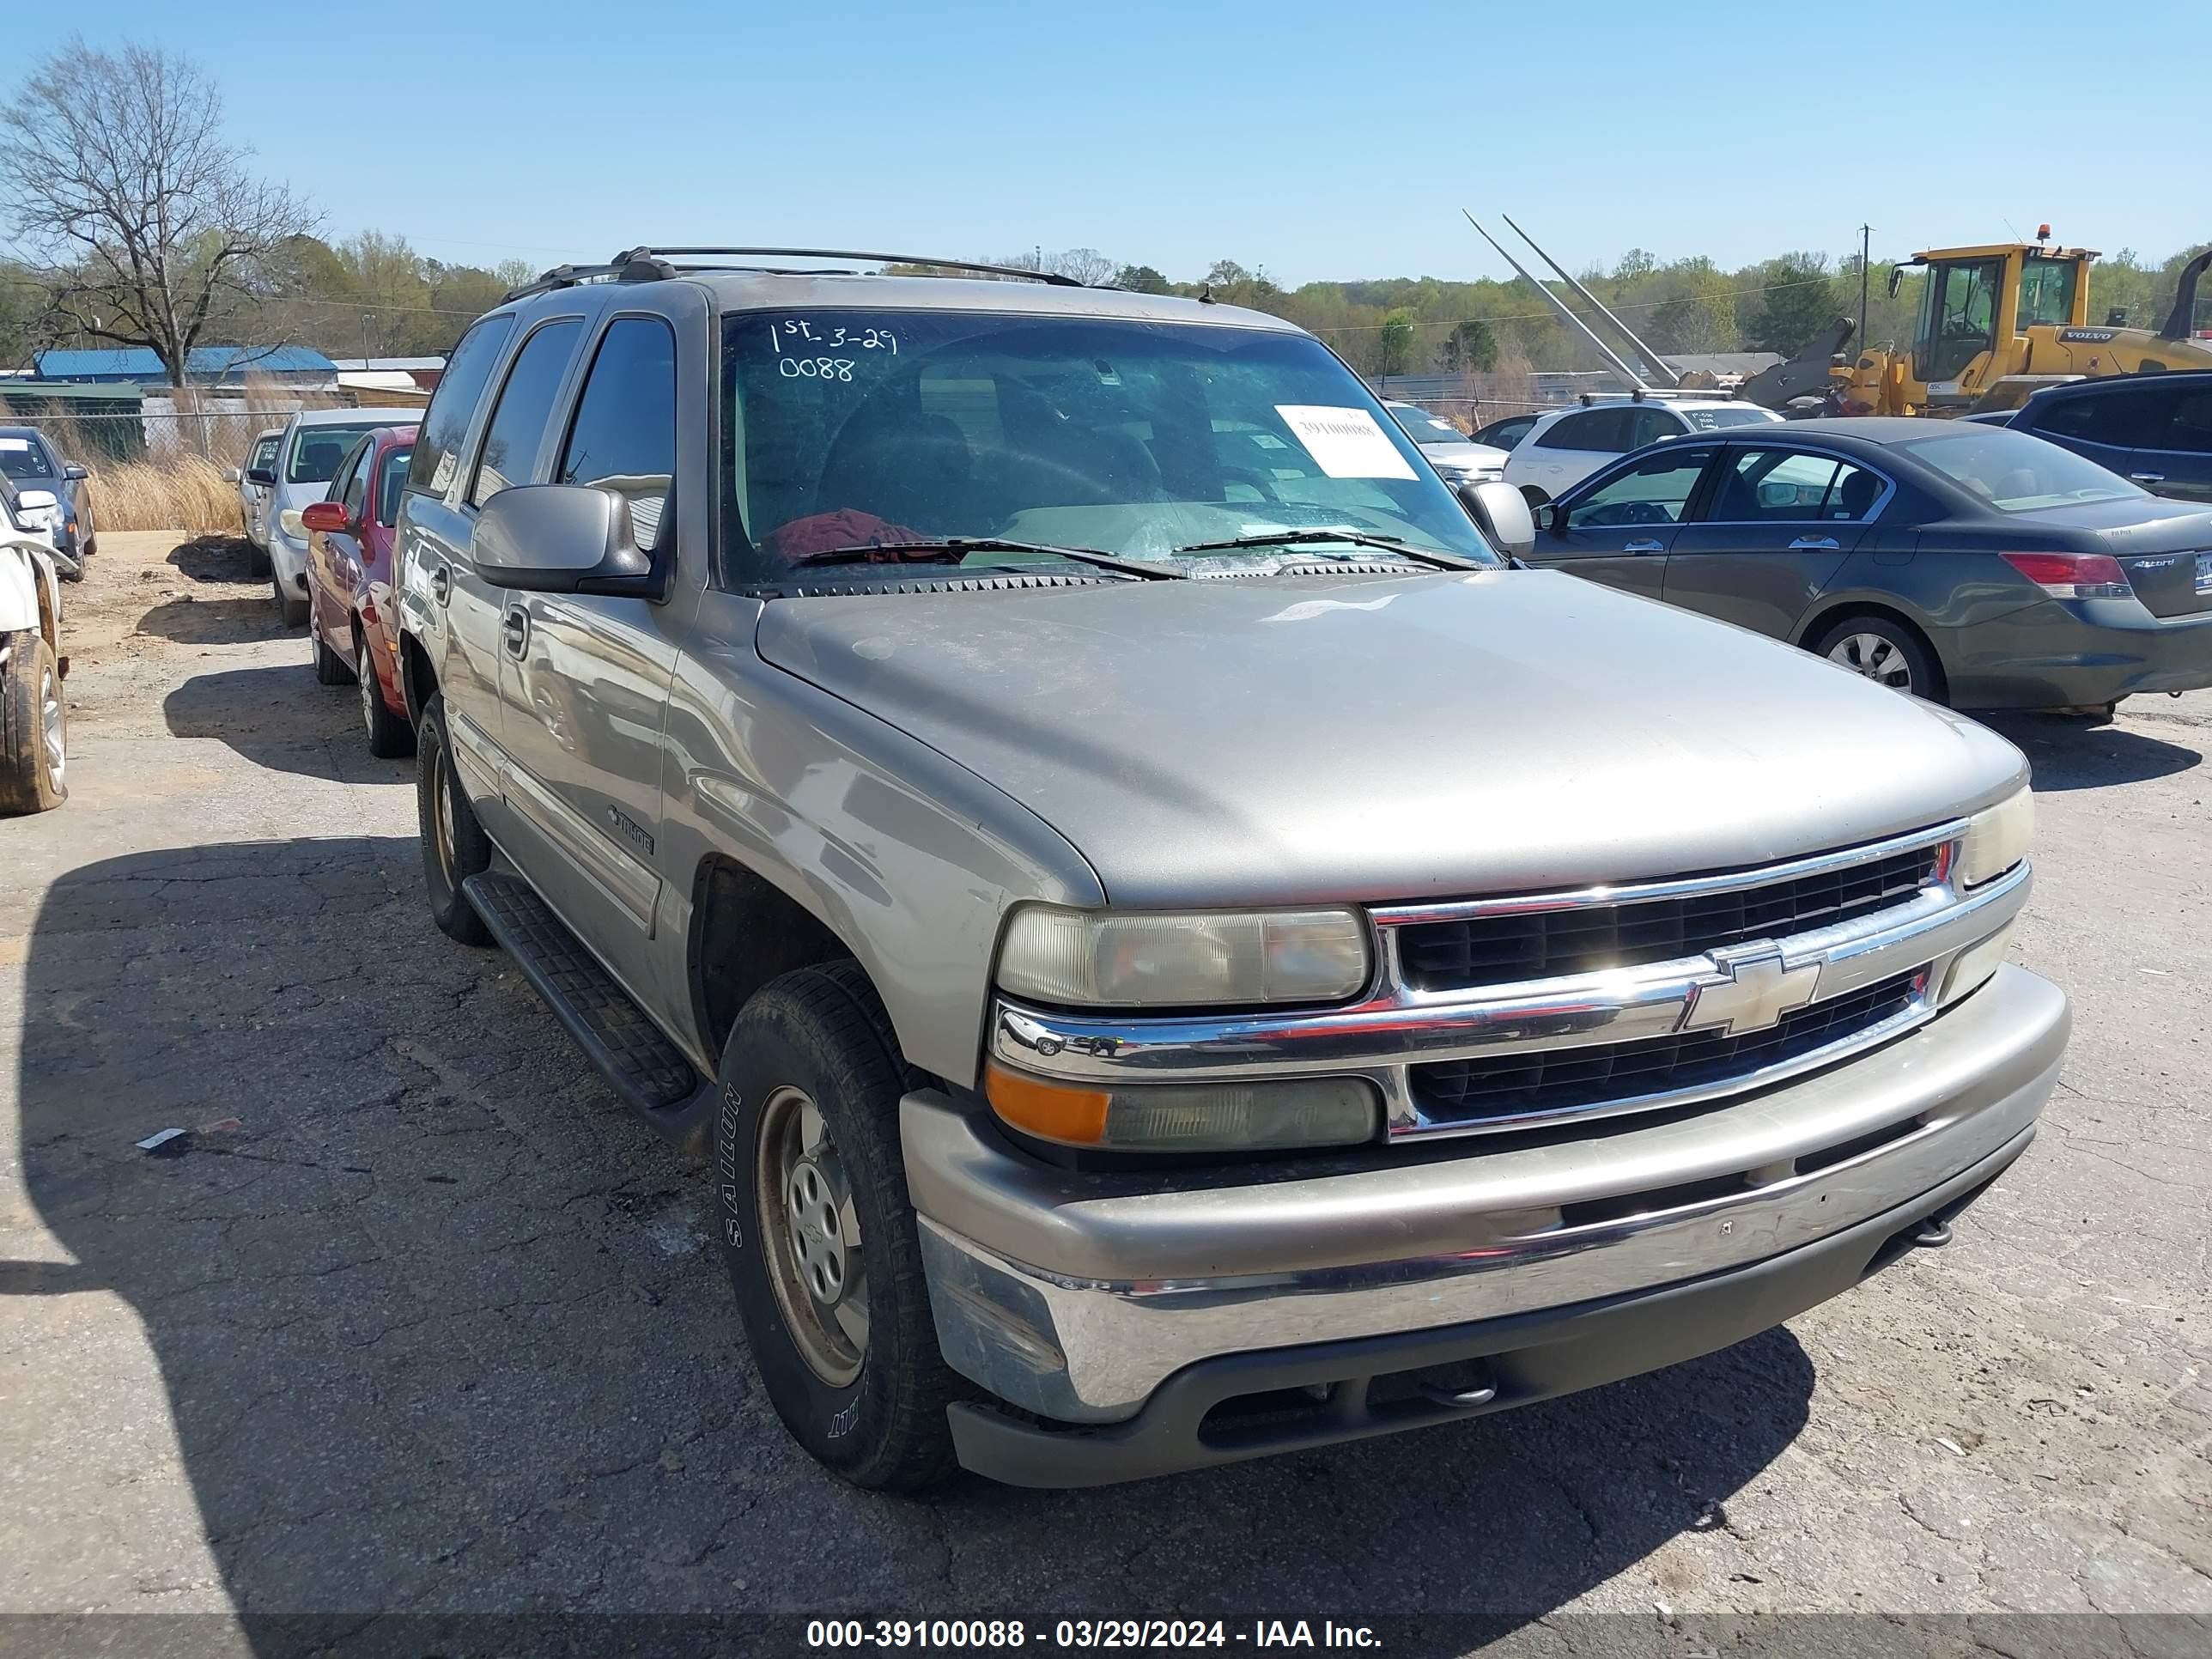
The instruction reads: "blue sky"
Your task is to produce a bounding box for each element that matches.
[13,1,2203,285]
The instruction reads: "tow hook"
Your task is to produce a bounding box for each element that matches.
[1912,1217,1954,1249]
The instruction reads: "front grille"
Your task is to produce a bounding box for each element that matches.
[1411,968,1926,1129]
[1396,845,1940,993]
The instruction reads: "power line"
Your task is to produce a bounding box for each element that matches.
[0,275,495,319]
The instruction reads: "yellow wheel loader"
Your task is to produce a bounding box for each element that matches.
[1832,233,2212,417]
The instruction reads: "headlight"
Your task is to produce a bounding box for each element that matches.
[986,1065,1380,1152]
[1957,788,2033,888]
[996,905,1370,1007]
[277,508,307,541]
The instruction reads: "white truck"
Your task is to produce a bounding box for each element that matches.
[1,474,70,814]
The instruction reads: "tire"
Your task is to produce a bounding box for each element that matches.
[273,570,308,628]
[414,692,493,945]
[715,961,968,1491]
[1813,615,1942,703]
[0,629,67,815]
[357,629,415,759]
[246,542,270,579]
[312,628,354,686]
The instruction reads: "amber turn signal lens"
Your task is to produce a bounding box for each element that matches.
[985,1065,1109,1146]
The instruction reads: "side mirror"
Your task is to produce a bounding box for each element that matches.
[246,465,276,487]
[64,464,89,481]
[223,467,240,483]
[16,488,57,512]
[300,501,352,535]
[1455,478,1535,560]
[1886,266,1905,299]
[472,483,654,594]
[1532,501,1559,532]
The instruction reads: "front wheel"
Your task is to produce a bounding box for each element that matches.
[414,693,492,945]
[272,570,308,629]
[0,629,66,814]
[358,631,415,758]
[715,962,967,1491]
[1814,616,1941,702]
[312,628,354,685]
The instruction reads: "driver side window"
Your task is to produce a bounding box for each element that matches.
[1565,449,1713,528]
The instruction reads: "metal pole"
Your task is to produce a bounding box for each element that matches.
[361,311,373,365]
[1858,224,1872,346]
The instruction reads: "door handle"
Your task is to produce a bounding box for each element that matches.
[1788,536,1841,550]
[2130,472,2166,484]
[429,563,453,605]
[501,606,530,659]
[1622,539,1665,554]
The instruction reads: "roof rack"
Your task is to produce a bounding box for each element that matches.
[1577,386,1744,404]
[501,246,1082,303]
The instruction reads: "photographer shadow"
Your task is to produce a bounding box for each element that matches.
[9,836,1811,1650]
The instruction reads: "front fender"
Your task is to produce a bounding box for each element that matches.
[0,538,58,641]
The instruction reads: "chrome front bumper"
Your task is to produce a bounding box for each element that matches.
[908,964,2068,1423]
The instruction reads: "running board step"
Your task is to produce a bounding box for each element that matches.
[462,872,714,1149]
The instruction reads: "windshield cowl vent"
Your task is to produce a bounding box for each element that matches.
[757,572,1121,599]
[1194,560,1418,580]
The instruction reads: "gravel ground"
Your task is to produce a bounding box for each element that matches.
[0,532,2205,1653]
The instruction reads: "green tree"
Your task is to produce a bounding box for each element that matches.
[1745,252,1843,355]
[1374,308,1418,379]
[1114,264,1171,294]
[1438,317,1498,373]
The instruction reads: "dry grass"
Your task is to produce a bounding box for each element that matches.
[87,455,243,537]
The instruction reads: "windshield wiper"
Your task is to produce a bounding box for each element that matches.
[787,538,1181,580]
[1171,529,1487,570]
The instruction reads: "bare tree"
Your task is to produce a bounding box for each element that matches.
[0,38,319,388]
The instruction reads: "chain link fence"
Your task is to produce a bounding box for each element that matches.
[0,400,331,471]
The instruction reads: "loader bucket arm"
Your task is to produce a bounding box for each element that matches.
[2158,246,2212,342]
[1736,317,1857,410]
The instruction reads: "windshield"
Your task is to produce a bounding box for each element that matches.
[287,423,384,485]
[1387,404,1467,447]
[0,435,58,480]
[720,311,1498,581]
[1680,406,1778,432]
[1903,428,2145,512]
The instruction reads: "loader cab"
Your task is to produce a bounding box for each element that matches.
[1906,241,2097,398]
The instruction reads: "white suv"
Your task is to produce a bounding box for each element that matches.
[1502,396,1781,497]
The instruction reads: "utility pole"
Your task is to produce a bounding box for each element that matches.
[1857,224,1872,347]
[361,311,374,366]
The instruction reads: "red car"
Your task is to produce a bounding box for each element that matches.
[302,424,418,757]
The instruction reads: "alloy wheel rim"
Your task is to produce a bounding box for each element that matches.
[360,653,379,737]
[1828,632,1912,692]
[433,749,459,884]
[756,1084,868,1387]
[39,664,63,792]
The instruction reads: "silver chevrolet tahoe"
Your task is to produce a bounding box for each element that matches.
[392,247,2068,1490]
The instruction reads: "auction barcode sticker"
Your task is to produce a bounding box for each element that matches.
[1273,405,1416,481]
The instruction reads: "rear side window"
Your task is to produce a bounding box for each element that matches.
[559,317,678,549]
[2029,389,2147,447]
[470,320,584,507]
[1625,408,1685,448]
[1711,449,1886,522]
[2143,387,2212,457]
[410,315,518,497]
[1540,409,1628,452]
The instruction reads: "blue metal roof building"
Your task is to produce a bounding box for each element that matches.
[33,345,337,386]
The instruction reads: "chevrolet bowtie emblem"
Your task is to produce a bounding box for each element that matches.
[1683,945,1822,1036]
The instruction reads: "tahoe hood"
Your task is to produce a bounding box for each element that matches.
[757,569,2027,908]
